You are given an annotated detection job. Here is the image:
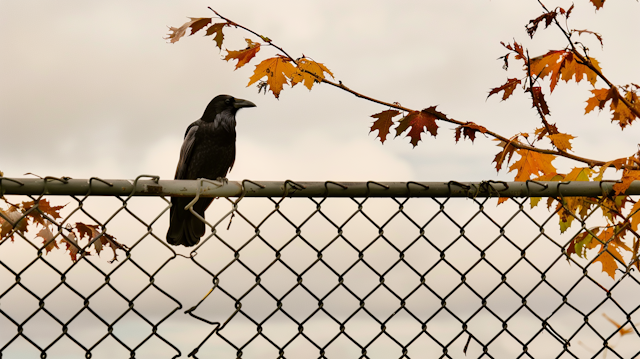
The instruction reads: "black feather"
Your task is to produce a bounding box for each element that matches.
[167,95,255,247]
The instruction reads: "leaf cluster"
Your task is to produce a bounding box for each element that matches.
[0,198,124,262]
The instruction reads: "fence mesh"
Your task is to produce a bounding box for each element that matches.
[1,177,639,358]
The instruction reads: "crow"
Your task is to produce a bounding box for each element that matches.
[166,95,256,247]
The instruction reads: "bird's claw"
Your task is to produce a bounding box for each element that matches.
[215,177,229,185]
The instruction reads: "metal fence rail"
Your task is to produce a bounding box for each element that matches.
[1,176,639,359]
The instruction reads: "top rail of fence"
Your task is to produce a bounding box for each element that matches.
[1,176,637,198]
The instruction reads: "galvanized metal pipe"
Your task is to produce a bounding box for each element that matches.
[1,177,636,198]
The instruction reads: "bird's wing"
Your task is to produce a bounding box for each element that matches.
[175,123,199,179]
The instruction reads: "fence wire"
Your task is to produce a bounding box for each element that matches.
[1,177,639,359]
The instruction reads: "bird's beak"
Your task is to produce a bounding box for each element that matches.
[233,98,257,109]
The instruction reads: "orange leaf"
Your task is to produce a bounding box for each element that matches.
[572,29,604,47]
[395,108,440,147]
[530,50,601,92]
[557,167,593,232]
[290,58,334,91]
[224,39,261,70]
[22,199,65,226]
[60,226,83,262]
[594,157,627,181]
[548,133,575,152]
[508,149,557,182]
[166,17,212,43]
[592,228,625,279]
[628,200,640,233]
[370,110,401,144]
[613,169,640,196]
[205,22,227,49]
[589,0,606,10]
[492,140,518,172]
[488,78,521,101]
[247,55,296,99]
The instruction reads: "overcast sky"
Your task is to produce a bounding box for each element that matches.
[1,0,639,182]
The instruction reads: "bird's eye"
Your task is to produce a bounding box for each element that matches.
[225,98,233,105]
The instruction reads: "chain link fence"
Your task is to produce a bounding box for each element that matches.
[1,177,639,358]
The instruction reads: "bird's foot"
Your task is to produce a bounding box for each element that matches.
[215,177,229,185]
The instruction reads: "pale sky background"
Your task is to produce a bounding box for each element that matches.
[1,0,638,183]
[1,1,640,358]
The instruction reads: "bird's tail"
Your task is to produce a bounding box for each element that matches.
[166,197,213,247]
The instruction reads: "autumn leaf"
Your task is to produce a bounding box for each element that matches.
[530,50,601,92]
[205,22,227,49]
[548,133,575,152]
[454,122,487,143]
[247,55,297,99]
[370,110,401,143]
[74,222,123,262]
[572,29,604,48]
[613,169,640,196]
[526,11,557,38]
[508,149,557,182]
[492,140,518,172]
[627,200,640,233]
[0,206,28,241]
[60,225,83,262]
[290,58,334,91]
[501,41,525,60]
[395,108,440,147]
[488,78,521,101]
[166,17,212,43]
[589,0,606,10]
[224,39,261,70]
[37,226,59,254]
[529,86,550,115]
[22,199,65,226]
[557,167,593,232]
[594,157,627,181]
[592,227,627,279]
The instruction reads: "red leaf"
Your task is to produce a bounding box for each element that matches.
[370,110,401,144]
[454,122,487,143]
[488,78,521,101]
[395,108,440,147]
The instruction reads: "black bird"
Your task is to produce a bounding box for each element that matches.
[167,95,256,247]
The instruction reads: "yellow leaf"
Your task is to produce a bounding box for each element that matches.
[547,133,575,152]
[290,58,334,91]
[247,56,297,99]
[508,149,557,182]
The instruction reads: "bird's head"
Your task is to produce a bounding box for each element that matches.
[203,95,256,120]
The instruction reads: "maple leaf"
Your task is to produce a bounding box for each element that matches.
[501,41,525,60]
[526,11,557,38]
[572,29,604,48]
[492,140,518,172]
[557,167,593,232]
[548,133,575,152]
[395,108,440,147]
[589,0,606,10]
[528,86,550,115]
[508,149,557,182]
[370,110,401,143]
[628,200,640,233]
[166,17,212,43]
[224,39,261,70]
[594,157,627,181]
[60,225,83,262]
[205,22,227,49]
[613,169,640,196]
[36,226,59,254]
[454,122,487,143]
[247,55,297,99]
[488,78,521,101]
[22,199,65,226]
[74,222,123,262]
[0,206,28,241]
[290,58,334,91]
[530,50,601,92]
[592,227,627,279]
